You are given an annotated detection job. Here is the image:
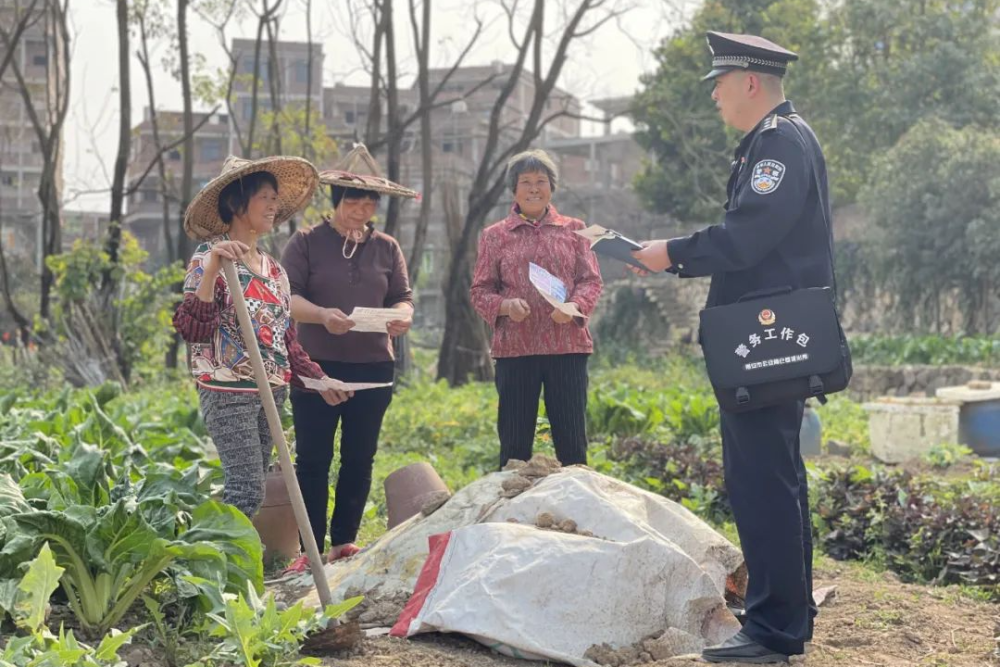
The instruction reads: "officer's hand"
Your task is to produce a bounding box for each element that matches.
[502,298,531,323]
[629,240,671,276]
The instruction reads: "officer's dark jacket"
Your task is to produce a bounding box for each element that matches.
[666,101,834,308]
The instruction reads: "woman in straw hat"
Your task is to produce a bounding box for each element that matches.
[471,149,603,470]
[172,155,350,520]
[280,144,418,571]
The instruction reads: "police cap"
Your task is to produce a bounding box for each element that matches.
[703,31,798,81]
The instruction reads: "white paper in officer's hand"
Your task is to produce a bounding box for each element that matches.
[300,376,394,392]
[348,307,411,333]
[528,262,585,319]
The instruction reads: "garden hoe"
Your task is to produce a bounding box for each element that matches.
[223,259,359,647]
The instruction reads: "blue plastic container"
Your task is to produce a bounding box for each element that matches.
[935,383,1000,457]
[800,403,822,457]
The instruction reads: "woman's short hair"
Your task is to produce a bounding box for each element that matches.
[330,185,382,208]
[506,149,559,194]
[217,171,279,225]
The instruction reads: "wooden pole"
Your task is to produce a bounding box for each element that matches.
[222,258,334,610]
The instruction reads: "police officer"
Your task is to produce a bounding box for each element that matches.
[631,32,833,664]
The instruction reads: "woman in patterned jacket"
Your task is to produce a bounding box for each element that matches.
[172,155,349,519]
[471,149,603,470]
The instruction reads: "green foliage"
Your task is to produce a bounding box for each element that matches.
[634,0,1000,222]
[850,334,1000,366]
[0,383,261,637]
[0,544,141,667]
[2,479,261,636]
[379,377,501,475]
[190,588,362,667]
[586,384,719,444]
[922,442,974,470]
[811,464,1000,595]
[44,233,185,385]
[591,286,670,365]
[607,436,730,523]
[632,0,832,220]
[859,119,1000,334]
[813,394,870,454]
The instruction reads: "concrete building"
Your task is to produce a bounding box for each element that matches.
[0,0,65,266]
[125,40,326,266]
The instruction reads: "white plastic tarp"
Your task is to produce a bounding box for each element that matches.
[390,522,741,666]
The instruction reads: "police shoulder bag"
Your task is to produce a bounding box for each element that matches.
[699,286,852,412]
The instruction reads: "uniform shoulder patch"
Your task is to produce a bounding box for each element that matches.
[761,114,779,132]
[751,159,785,195]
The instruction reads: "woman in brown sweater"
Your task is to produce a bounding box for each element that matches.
[280,144,419,571]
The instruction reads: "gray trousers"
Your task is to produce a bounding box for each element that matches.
[198,386,288,518]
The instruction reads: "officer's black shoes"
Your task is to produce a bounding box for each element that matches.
[702,631,790,664]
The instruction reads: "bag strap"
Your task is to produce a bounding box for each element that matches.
[780,113,839,305]
[737,285,793,303]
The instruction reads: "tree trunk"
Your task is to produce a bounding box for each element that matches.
[170,0,196,369]
[4,0,72,321]
[406,0,433,285]
[437,249,493,383]
[381,0,403,240]
[104,0,130,272]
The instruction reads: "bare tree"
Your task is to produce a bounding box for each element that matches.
[0,0,72,319]
[167,0,196,369]
[436,0,631,385]
[341,0,489,377]
[196,0,247,155]
[134,0,175,267]
[303,0,314,150]
[246,0,282,157]
[402,0,485,284]
[405,0,433,285]
[176,0,195,263]
[103,0,130,273]
[264,9,284,155]
[0,0,42,338]
[341,0,485,267]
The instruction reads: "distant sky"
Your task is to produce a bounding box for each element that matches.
[64,0,698,212]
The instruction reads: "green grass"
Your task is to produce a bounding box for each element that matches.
[813,393,871,454]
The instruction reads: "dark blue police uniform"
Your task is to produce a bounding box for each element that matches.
[664,32,835,660]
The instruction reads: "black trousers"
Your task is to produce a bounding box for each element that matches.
[720,399,816,656]
[494,354,589,470]
[290,360,394,550]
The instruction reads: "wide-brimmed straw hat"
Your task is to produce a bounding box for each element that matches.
[319,143,419,199]
[183,155,320,240]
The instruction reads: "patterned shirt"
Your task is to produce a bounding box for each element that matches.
[471,204,603,358]
[172,236,324,392]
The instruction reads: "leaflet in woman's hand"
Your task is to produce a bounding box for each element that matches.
[528,263,585,319]
[299,376,394,392]
[348,307,410,333]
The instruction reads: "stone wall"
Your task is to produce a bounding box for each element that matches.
[848,365,1000,401]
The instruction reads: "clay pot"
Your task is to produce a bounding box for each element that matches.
[252,467,300,561]
[384,462,449,529]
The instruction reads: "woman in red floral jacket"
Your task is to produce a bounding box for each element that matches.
[172,155,348,519]
[471,149,603,469]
